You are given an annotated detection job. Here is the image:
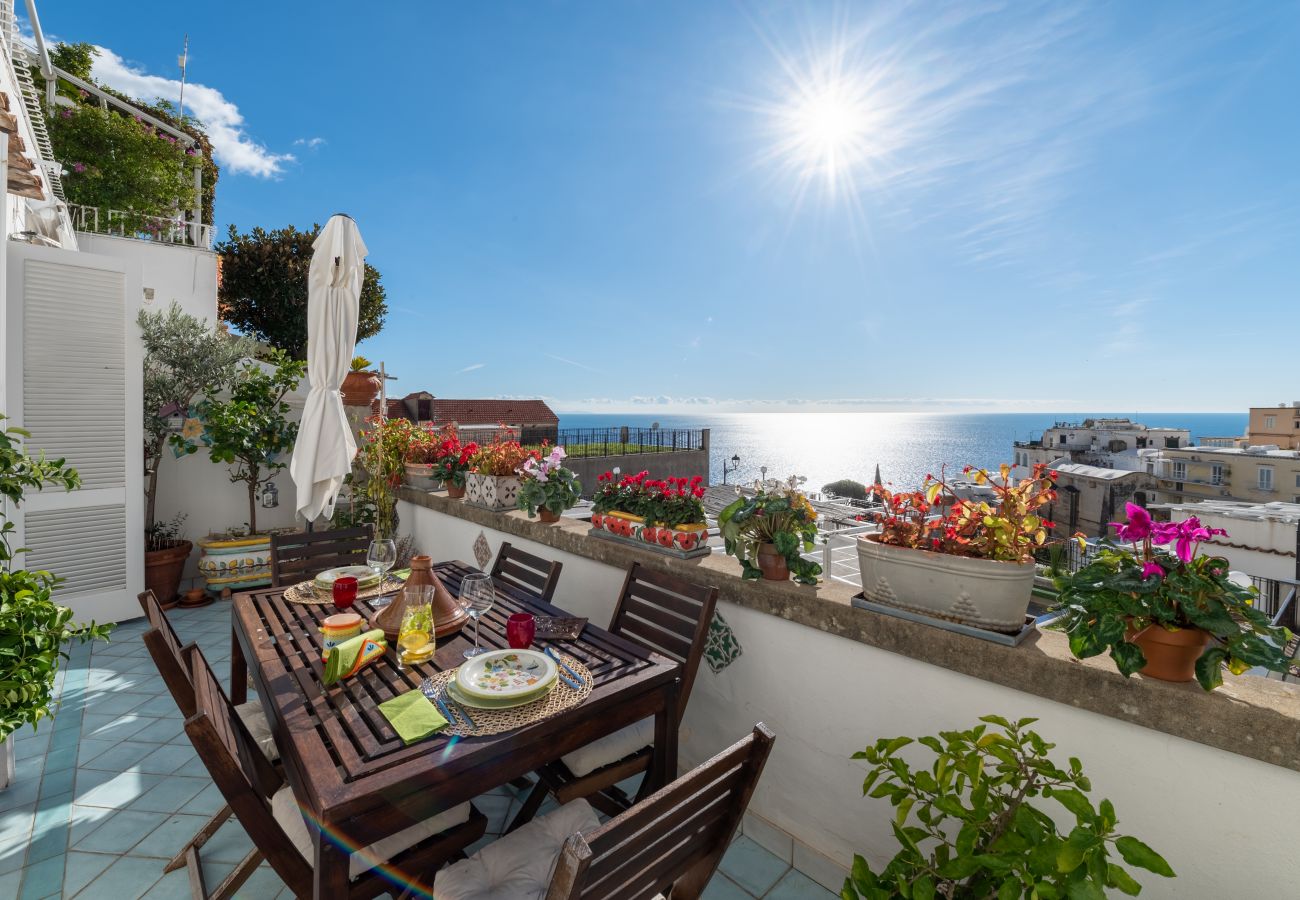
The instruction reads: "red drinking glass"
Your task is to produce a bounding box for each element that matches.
[506,613,536,650]
[333,576,359,610]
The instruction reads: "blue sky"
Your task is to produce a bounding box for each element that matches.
[45,1,1299,413]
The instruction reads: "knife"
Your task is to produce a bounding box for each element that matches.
[419,678,456,724]
[544,645,585,688]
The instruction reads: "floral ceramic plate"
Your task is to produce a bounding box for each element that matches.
[446,677,556,710]
[455,649,556,700]
[313,565,381,593]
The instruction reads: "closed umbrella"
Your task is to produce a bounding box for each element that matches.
[289,214,367,523]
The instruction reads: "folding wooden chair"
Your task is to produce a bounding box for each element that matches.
[435,724,775,900]
[509,562,719,829]
[270,524,373,587]
[184,643,486,899]
[490,540,564,603]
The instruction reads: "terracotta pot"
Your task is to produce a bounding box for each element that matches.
[372,555,469,641]
[341,370,382,410]
[179,587,213,609]
[538,508,561,524]
[144,540,193,607]
[757,543,790,581]
[446,483,466,499]
[1127,622,1210,683]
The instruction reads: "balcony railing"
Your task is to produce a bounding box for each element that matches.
[68,203,213,249]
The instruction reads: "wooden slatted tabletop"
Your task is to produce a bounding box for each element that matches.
[230,560,682,899]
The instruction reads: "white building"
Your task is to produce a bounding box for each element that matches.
[1011,418,1191,481]
[1153,500,1299,584]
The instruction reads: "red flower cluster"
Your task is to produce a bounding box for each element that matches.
[593,471,706,527]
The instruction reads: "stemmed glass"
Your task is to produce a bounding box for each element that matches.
[367,538,398,608]
[459,573,496,659]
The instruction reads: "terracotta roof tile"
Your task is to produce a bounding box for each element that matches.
[428,398,557,426]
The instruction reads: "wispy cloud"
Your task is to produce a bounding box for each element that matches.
[294,136,326,149]
[546,354,601,373]
[456,363,486,374]
[89,45,293,177]
[1104,297,1150,356]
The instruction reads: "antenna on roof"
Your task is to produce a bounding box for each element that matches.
[177,34,189,121]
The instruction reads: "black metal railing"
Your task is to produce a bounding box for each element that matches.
[1250,576,1299,633]
[548,428,705,459]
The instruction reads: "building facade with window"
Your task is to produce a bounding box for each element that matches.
[1246,404,1300,450]
[1150,445,1300,506]
[1010,418,1191,481]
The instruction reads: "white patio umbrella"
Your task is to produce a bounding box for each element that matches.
[289,214,367,523]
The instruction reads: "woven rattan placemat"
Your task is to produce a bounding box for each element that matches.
[283,576,405,605]
[418,654,593,738]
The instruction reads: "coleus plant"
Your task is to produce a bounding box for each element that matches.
[1052,503,1293,690]
[469,428,536,477]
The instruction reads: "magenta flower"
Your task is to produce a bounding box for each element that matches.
[1141,561,1165,581]
[1109,502,1152,542]
[72,162,86,173]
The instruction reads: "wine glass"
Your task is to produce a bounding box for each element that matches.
[459,573,496,659]
[367,538,398,608]
[396,586,436,670]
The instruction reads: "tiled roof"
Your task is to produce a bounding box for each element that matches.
[386,398,408,419]
[426,398,558,426]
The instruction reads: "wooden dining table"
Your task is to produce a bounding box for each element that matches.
[229,560,683,899]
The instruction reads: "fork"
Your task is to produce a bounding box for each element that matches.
[438,682,478,730]
[419,677,455,724]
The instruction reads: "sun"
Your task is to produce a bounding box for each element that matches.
[773,74,880,197]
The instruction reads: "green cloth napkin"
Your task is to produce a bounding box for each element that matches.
[322,629,386,685]
[378,689,449,744]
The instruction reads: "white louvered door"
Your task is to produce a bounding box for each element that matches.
[5,243,142,623]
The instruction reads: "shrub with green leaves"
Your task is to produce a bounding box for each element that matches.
[843,716,1174,899]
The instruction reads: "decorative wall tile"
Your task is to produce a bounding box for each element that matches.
[704,611,743,674]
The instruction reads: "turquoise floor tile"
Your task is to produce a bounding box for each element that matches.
[765,869,840,900]
[42,746,78,776]
[67,804,115,846]
[69,854,165,900]
[199,818,255,864]
[17,851,64,899]
[719,836,791,897]
[48,730,81,753]
[25,791,73,864]
[704,872,757,899]
[179,783,225,816]
[126,777,210,814]
[80,714,155,744]
[133,745,196,776]
[0,779,40,813]
[72,691,153,717]
[138,867,194,900]
[73,808,167,854]
[61,850,115,897]
[39,766,76,800]
[74,739,118,768]
[0,867,21,897]
[228,862,288,898]
[129,720,184,745]
[73,769,165,810]
[81,741,158,773]
[171,756,211,778]
[127,813,211,859]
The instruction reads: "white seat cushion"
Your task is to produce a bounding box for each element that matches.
[560,717,654,777]
[235,701,280,762]
[271,785,471,880]
[434,800,600,900]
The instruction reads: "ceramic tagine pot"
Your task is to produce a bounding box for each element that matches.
[372,554,469,640]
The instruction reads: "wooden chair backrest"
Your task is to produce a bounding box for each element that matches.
[270,525,373,587]
[607,563,718,724]
[490,541,563,603]
[546,723,775,900]
[184,644,312,896]
[138,589,196,718]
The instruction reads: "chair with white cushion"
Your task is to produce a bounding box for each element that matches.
[436,724,775,900]
[184,642,487,900]
[508,563,718,830]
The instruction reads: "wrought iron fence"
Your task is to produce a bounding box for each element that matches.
[549,428,705,459]
[1249,576,1299,633]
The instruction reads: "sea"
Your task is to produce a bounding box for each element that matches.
[555,412,1248,493]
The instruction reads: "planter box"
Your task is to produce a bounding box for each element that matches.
[589,511,710,559]
[856,535,1034,632]
[465,473,521,511]
[197,534,274,593]
[851,594,1059,646]
[403,463,443,492]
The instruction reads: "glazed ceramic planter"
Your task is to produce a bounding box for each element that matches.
[856,534,1035,632]
[1127,622,1210,683]
[197,534,274,594]
[144,539,193,607]
[341,370,382,410]
[465,473,521,511]
[589,511,710,559]
[403,463,442,491]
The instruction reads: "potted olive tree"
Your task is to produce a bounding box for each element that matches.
[1,415,112,787]
[139,304,253,605]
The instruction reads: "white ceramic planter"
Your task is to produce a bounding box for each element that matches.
[465,473,521,510]
[856,535,1035,632]
[0,737,14,790]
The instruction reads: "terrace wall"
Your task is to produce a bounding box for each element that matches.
[398,488,1300,898]
[563,449,710,496]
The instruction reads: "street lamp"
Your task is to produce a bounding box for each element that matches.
[722,454,740,485]
[760,465,768,486]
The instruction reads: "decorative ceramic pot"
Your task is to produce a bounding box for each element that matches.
[372,555,468,641]
[341,370,382,410]
[0,737,15,791]
[856,534,1034,632]
[446,483,466,499]
[538,508,561,524]
[144,540,193,607]
[197,534,273,594]
[756,543,790,581]
[1127,622,1210,683]
[403,463,442,491]
[589,511,710,559]
[465,473,521,510]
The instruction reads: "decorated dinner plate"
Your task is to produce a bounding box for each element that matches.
[455,649,557,700]
[313,565,382,591]
[446,677,556,710]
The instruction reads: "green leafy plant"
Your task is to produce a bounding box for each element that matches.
[590,470,708,527]
[1052,504,1293,690]
[843,716,1175,900]
[718,479,823,584]
[517,446,583,518]
[358,416,420,539]
[350,356,373,372]
[185,350,306,534]
[1,415,112,741]
[872,465,1056,563]
[469,429,537,477]
[217,223,388,359]
[139,303,254,534]
[824,478,868,500]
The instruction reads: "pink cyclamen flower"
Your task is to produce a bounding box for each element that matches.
[1109,502,1152,542]
[1141,561,1165,581]
[72,163,86,173]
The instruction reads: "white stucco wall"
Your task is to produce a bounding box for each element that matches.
[400,499,1300,899]
[75,232,219,323]
[1170,508,1298,582]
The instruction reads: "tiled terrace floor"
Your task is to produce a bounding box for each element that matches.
[1,603,835,899]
